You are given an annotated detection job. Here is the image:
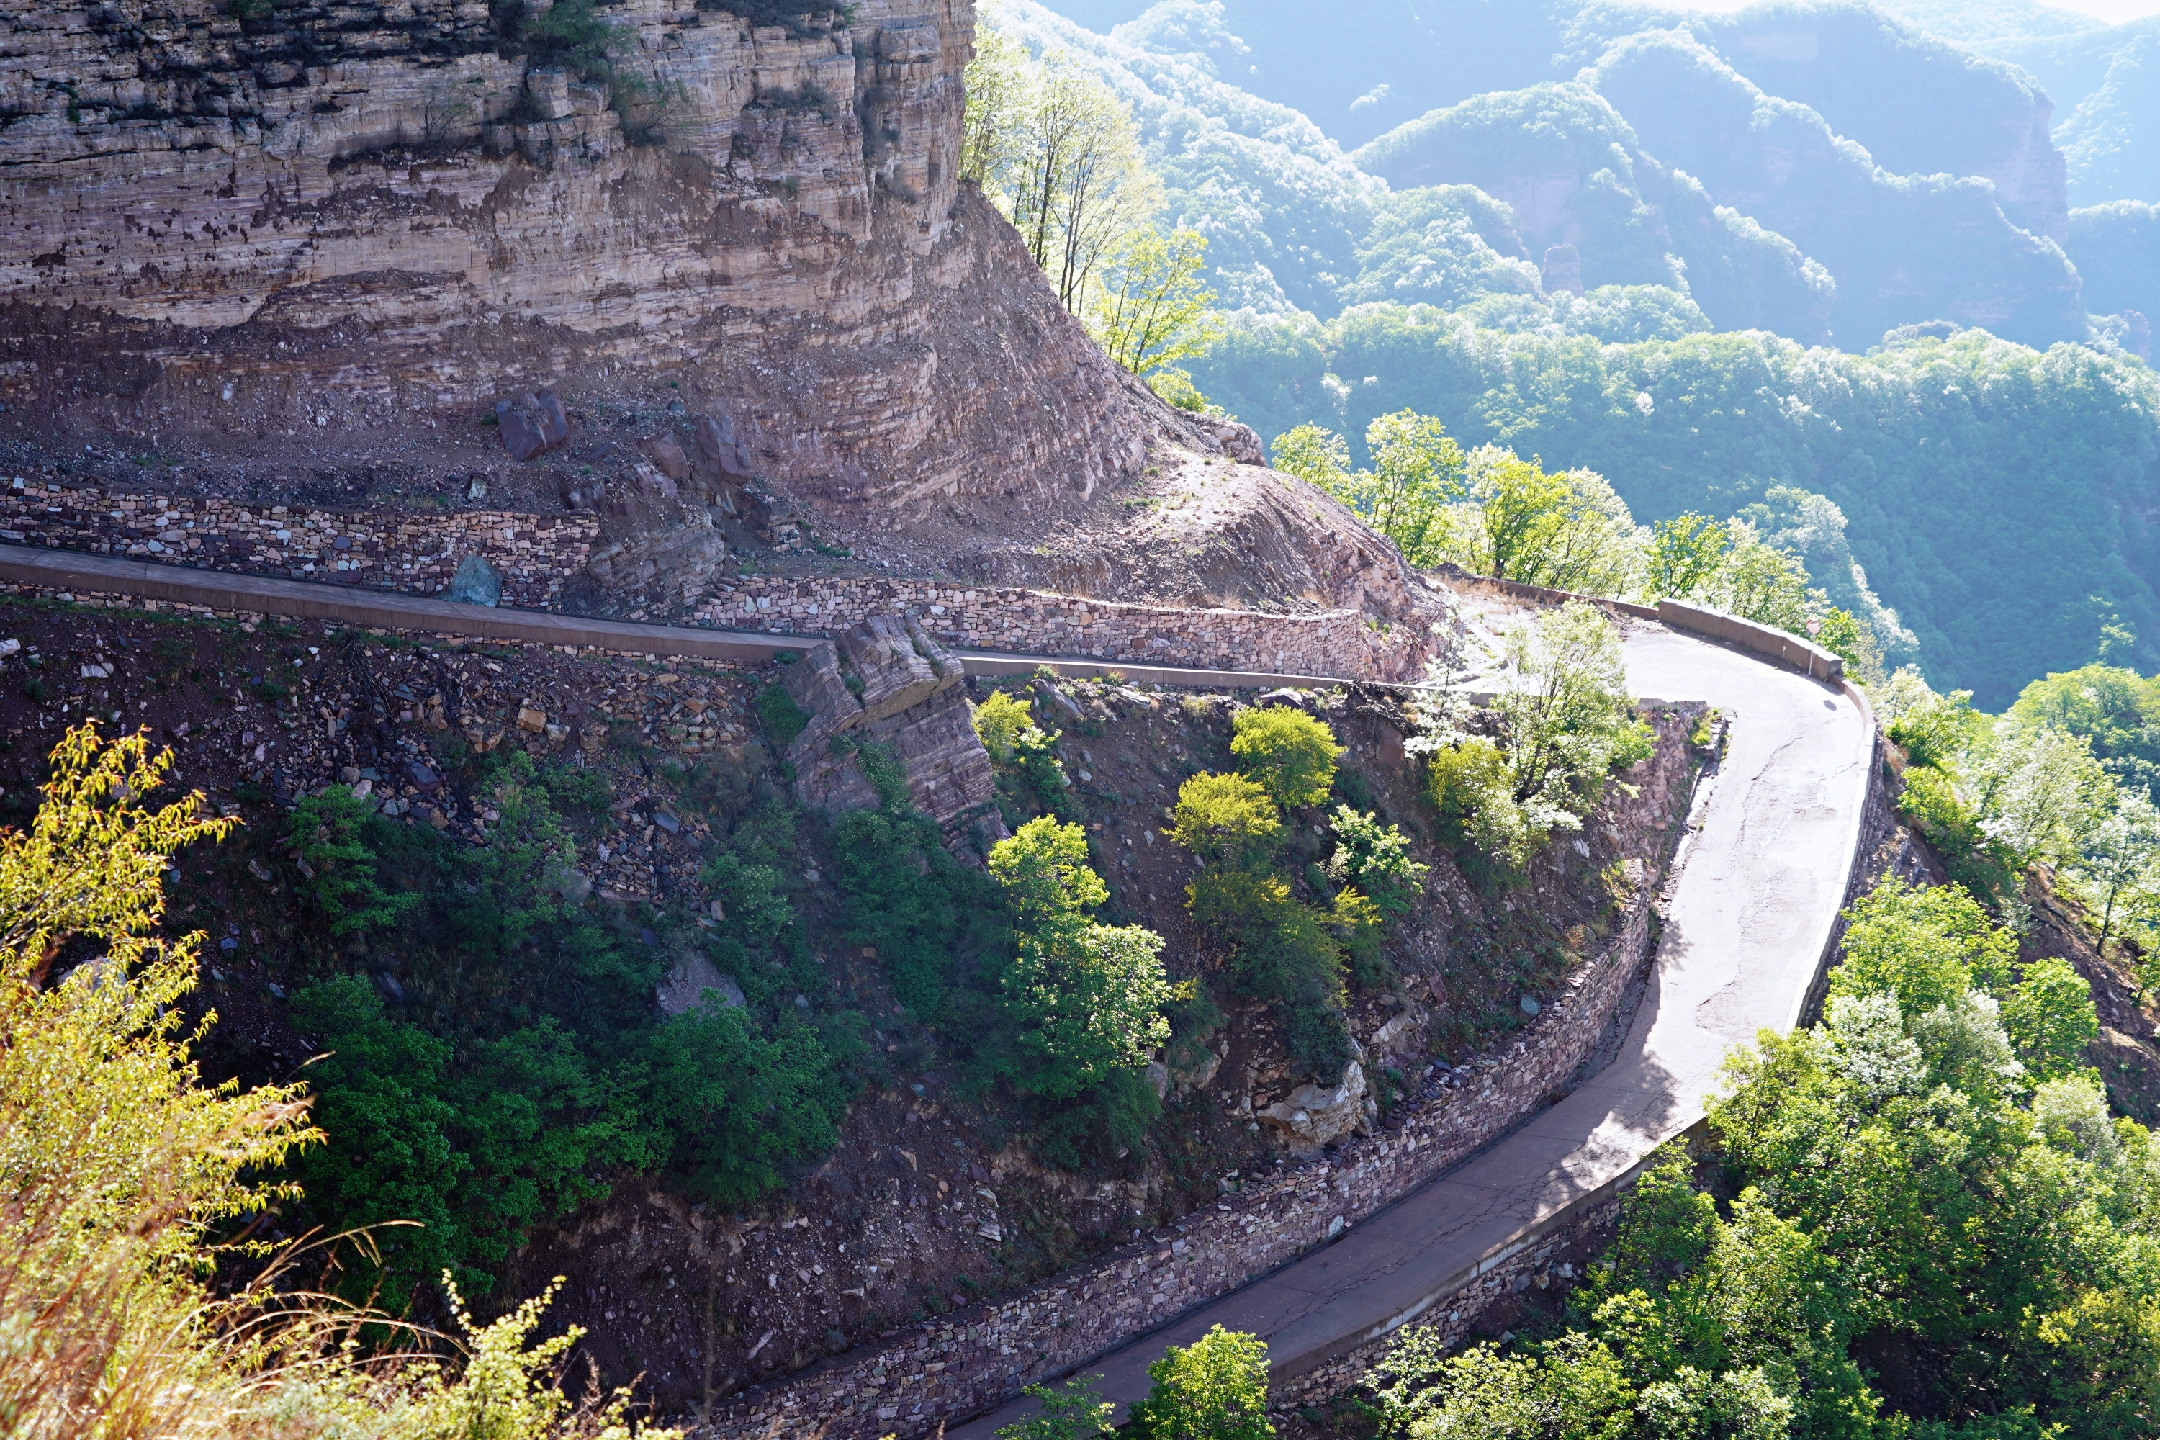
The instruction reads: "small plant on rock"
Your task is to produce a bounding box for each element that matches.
[1325,805,1429,916]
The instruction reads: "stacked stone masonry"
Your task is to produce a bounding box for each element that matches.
[699,575,1428,682]
[0,480,1431,683]
[704,891,1663,1439]
[1267,1190,1630,1417]
[0,482,597,609]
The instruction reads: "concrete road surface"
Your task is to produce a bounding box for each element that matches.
[951,623,1876,1436]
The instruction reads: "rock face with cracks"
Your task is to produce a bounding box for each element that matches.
[781,612,1002,846]
[0,0,1158,521]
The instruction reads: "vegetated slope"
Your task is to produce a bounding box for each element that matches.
[2068,200,2160,342]
[0,590,1700,1413]
[988,0,1382,316]
[1189,313,2160,706]
[1689,0,2069,240]
[1346,82,1836,343]
[1028,0,2096,352]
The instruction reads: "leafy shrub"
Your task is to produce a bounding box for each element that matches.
[287,785,419,937]
[1326,804,1430,915]
[1230,706,1344,809]
[973,688,1077,820]
[1170,772,1282,862]
[1187,870,1350,1079]
[753,682,810,747]
[832,805,997,1018]
[1886,683,1985,769]
[1414,602,1646,870]
[701,849,793,942]
[990,819,1172,1099]
[2001,956,2100,1082]
[997,1373,1116,1439]
[1128,1325,1274,1440]
[520,0,625,80]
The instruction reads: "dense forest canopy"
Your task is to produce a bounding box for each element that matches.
[1004,0,2160,698]
[1188,313,2160,705]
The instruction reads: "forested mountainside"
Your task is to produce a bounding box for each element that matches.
[1011,0,2126,353]
[1190,316,2160,707]
[1001,0,2160,698]
[1879,0,2160,208]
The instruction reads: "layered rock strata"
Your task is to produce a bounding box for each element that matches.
[779,612,1002,846]
[0,0,1155,523]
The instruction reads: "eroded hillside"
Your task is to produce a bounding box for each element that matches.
[0,583,1706,1418]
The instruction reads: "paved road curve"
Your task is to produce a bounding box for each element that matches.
[951,624,1876,1436]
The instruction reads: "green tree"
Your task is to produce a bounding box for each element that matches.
[1270,412,1466,567]
[1129,1325,1274,1440]
[1704,519,1809,635]
[1269,423,1351,489]
[990,814,1108,928]
[1643,511,1731,602]
[1361,870,2142,1440]
[1230,706,1344,810]
[2012,663,2160,800]
[989,819,1173,1098]
[1827,876,2019,1015]
[1813,607,1885,687]
[2074,790,2160,951]
[963,21,1032,188]
[2001,956,2100,1082]
[1089,226,1226,375]
[978,48,1162,310]
[1417,602,1652,869]
[997,1373,1117,1439]
[1145,366,1227,415]
[974,688,1077,820]
[1445,446,1640,597]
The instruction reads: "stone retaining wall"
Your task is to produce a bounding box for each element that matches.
[0,479,598,608]
[1267,1187,1632,1419]
[699,574,1428,682]
[704,888,1664,1439]
[0,479,1430,682]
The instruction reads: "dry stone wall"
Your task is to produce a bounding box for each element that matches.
[704,891,1662,1439]
[699,574,1429,682]
[1266,1188,1631,1418]
[0,480,596,609]
[0,477,1431,682]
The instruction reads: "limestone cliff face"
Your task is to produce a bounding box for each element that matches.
[0,0,1149,517]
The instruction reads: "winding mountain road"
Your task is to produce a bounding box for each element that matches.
[0,545,1879,1433]
[950,624,1877,1435]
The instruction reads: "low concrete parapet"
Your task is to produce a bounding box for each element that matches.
[1656,599,1844,681]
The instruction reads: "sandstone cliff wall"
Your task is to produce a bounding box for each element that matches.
[0,0,1155,520]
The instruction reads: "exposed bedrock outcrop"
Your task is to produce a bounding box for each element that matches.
[0,0,1161,524]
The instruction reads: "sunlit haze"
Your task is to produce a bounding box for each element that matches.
[1672,0,2160,16]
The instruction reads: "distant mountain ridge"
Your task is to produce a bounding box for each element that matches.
[1010,0,2150,354]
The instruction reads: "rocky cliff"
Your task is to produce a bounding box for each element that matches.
[0,0,1170,540]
